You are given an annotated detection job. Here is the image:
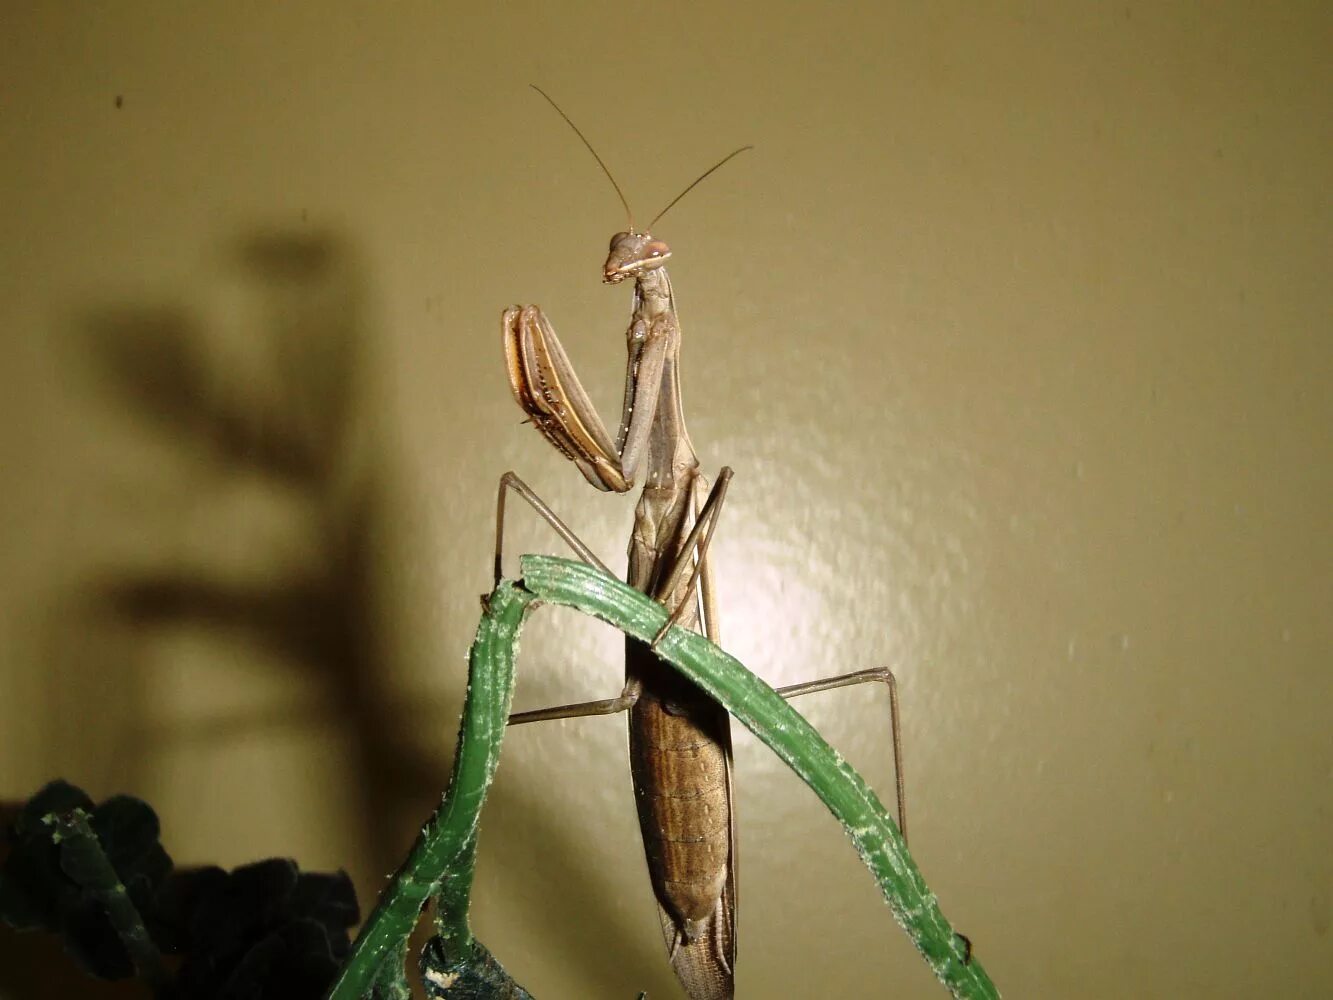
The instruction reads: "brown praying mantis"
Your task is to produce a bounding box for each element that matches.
[494,87,908,1000]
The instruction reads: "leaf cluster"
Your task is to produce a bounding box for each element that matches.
[0,780,359,999]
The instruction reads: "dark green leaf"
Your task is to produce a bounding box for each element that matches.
[91,795,172,904]
[168,859,358,1000]
[0,783,90,931]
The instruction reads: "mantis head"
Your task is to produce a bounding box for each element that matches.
[526,86,746,286]
[603,231,672,284]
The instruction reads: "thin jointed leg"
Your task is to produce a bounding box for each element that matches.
[498,468,732,727]
[508,677,642,726]
[494,470,612,586]
[777,667,908,844]
[691,475,723,646]
[650,467,734,645]
[495,470,906,844]
[494,471,638,726]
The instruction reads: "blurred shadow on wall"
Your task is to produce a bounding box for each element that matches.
[56,231,418,861]
[1,230,652,996]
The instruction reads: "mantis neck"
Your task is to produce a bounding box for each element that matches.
[636,267,673,318]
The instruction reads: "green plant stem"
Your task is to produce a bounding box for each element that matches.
[45,808,170,995]
[331,557,998,999]
[325,581,535,1000]
[519,555,999,1000]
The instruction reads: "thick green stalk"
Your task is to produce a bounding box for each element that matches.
[330,558,997,999]
[325,582,535,1000]
[520,555,999,1000]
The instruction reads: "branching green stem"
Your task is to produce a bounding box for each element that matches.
[328,558,1000,999]
[325,582,536,1000]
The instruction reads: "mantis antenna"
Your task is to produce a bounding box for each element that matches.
[530,84,635,233]
[647,145,754,232]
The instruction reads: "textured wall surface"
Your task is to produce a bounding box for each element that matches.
[1,4,1329,997]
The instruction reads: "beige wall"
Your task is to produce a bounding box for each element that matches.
[2,3,1329,997]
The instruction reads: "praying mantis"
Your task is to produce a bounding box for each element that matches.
[494,87,908,999]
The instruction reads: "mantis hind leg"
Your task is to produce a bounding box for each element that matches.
[777,668,909,844]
